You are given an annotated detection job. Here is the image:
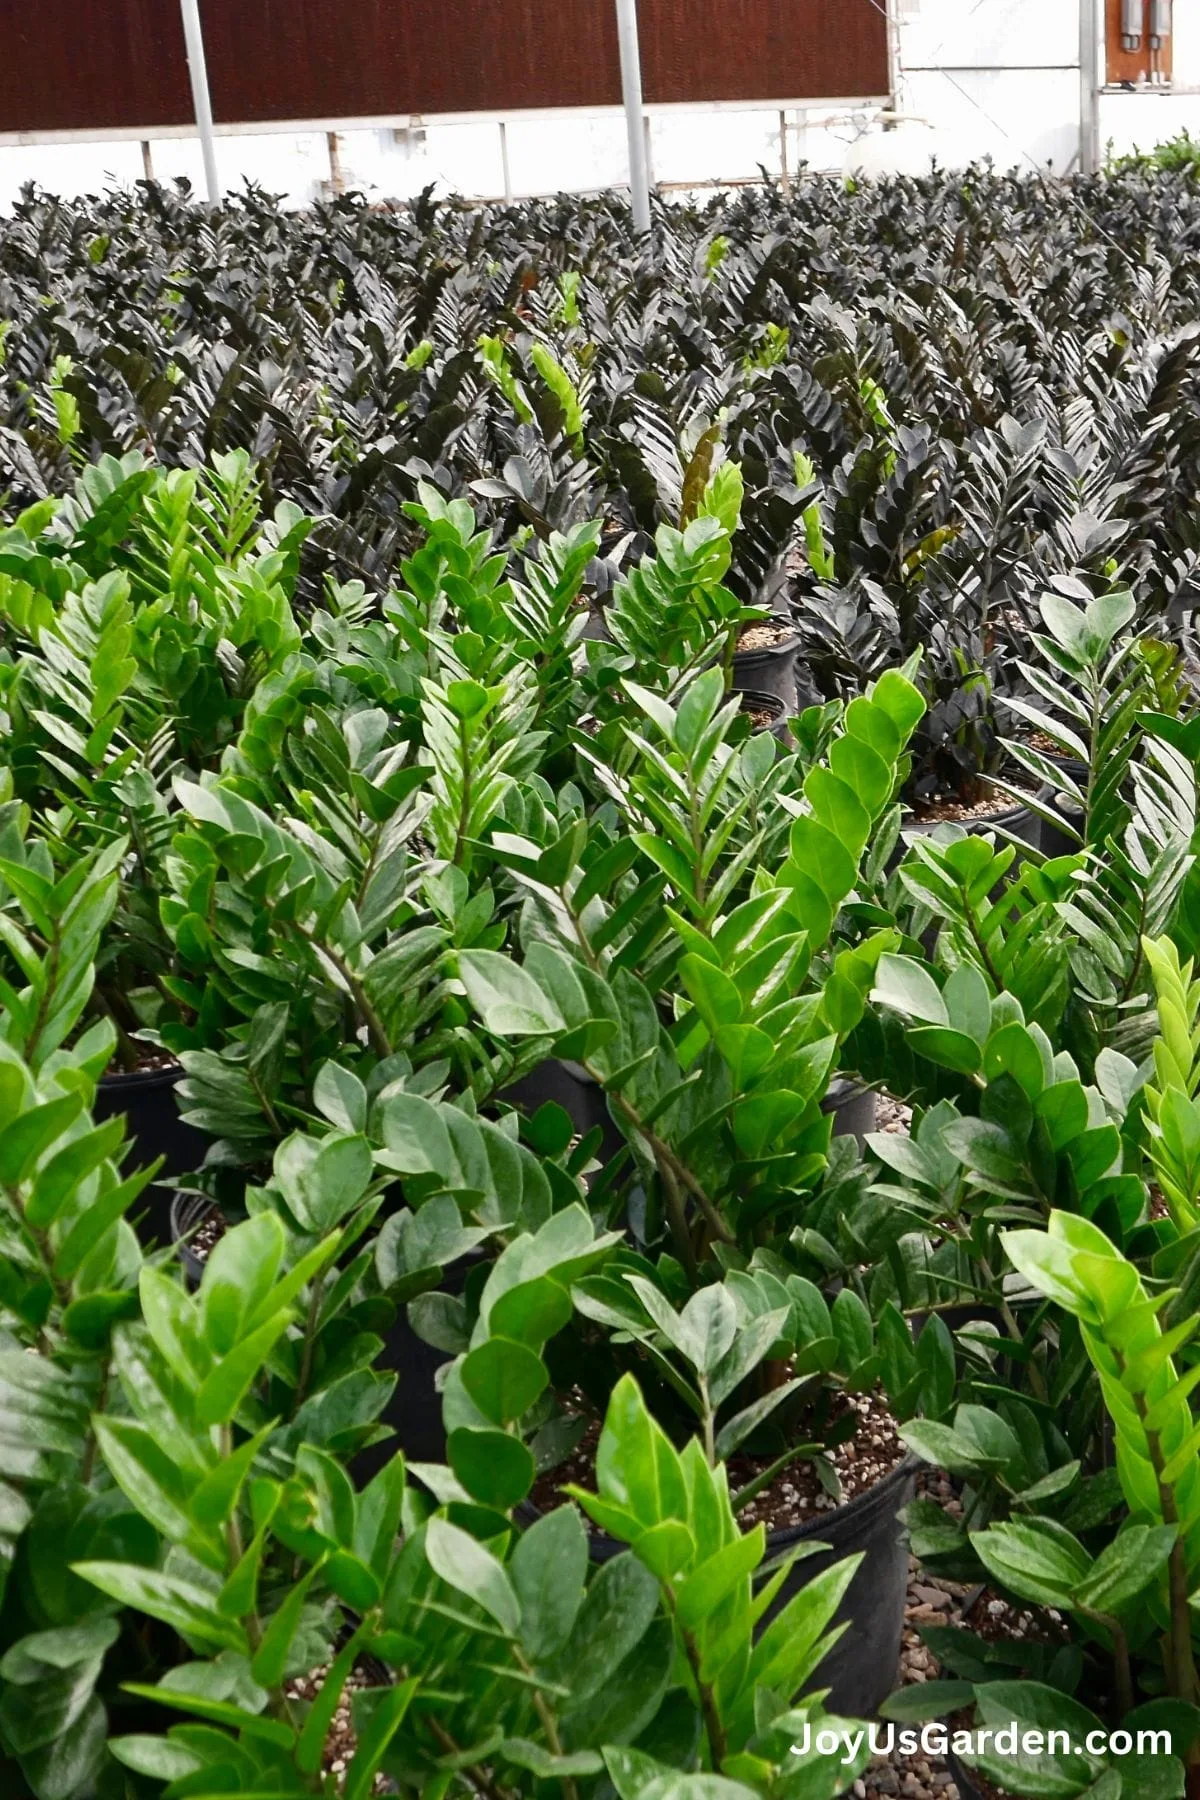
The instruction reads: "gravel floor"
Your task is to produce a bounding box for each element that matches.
[858,1471,965,1800]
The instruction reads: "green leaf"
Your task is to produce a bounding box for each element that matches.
[460,1337,549,1426]
[200,1213,286,1357]
[25,1117,125,1228]
[72,1562,245,1651]
[343,1678,418,1800]
[108,1736,204,1781]
[872,955,947,1026]
[512,1504,589,1662]
[969,1519,1089,1609]
[448,1428,536,1509]
[458,950,563,1035]
[425,1516,520,1635]
[251,1565,319,1688]
[195,1309,295,1427]
[0,1094,83,1184]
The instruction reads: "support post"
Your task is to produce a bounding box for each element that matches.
[179,0,221,202]
[614,0,651,233]
[140,140,154,182]
[779,110,791,198]
[326,131,344,195]
[1079,0,1101,173]
[499,121,513,204]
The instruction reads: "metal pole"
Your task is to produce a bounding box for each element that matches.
[499,121,513,203]
[326,131,345,195]
[1079,0,1100,174]
[614,0,651,233]
[179,0,221,202]
[140,140,154,182]
[779,110,790,198]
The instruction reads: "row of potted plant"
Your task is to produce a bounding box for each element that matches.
[3,438,1200,1797]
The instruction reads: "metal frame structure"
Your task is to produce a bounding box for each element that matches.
[0,94,892,150]
[1,0,895,214]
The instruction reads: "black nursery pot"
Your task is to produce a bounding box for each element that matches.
[903,798,1040,858]
[738,688,791,744]
[731,631,805,711]
[170,1189,223,1290]
[500,1058,625,1177]
[361,1251,486,1479]
[945,1749,989,1800]
[359,1301,454,1477]
[95,1063,209,1247]
[518,1453,917,1719]
[762,1453,919,1717]
[822,1078,877,1145]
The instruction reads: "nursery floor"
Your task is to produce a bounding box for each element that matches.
[858,1473,968,1800]
[857,1470,1060,1800]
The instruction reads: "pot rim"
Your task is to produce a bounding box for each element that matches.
[99,1060,183,1093]
[733,628,802,662]
[518,1449,919,1551]
[737,686,786,719]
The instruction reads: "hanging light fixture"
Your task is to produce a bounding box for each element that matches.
[1149,0,1172,49]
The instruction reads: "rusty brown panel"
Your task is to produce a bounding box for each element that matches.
[202,0,622,120]
[639,0,889,105]
[1,0,889,136]
[0,0,193,132]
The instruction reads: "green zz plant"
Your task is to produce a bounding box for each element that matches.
[67,1215,416,1800]
[566,1258,953,1502]
[869,948,1148,1245]
[0,1035,162,1799]
[563,1373,874,1795]
[1141,934,1200,1234]
[913,1210,1200,1798]
[600,462,761,691]
[44,1233,869,1800]
[0,451,310,1052]
[459,663,925,1274]
[159,750,447,1159]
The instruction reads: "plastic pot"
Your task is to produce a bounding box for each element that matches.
[361,1252,486,1479]
[731,630,804,710]
[358,1303,454,1478]
[499,1057,624,1177]
[170,1190,225,1290]
[945,1748,995,1800]
[95,1063,210,1246]
[822,1078,877,1144]
[738,687,791,744]
[904,798,1040,857]
[519,1452,917,1718]
[760,1453,919,1716]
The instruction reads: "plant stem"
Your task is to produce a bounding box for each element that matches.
[513,1649,578,1800]
[591,1071,732,1247]
[291,1272,327,1418]
[698,1376,715,1467]
[665,1591,727,1769]
[657,1156,699,1281]
[427,1718,515,1800]
[1114,1348,1200,1710]
[296,925,392,1059]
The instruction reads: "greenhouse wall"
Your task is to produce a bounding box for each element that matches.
[4,0,1200,205]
